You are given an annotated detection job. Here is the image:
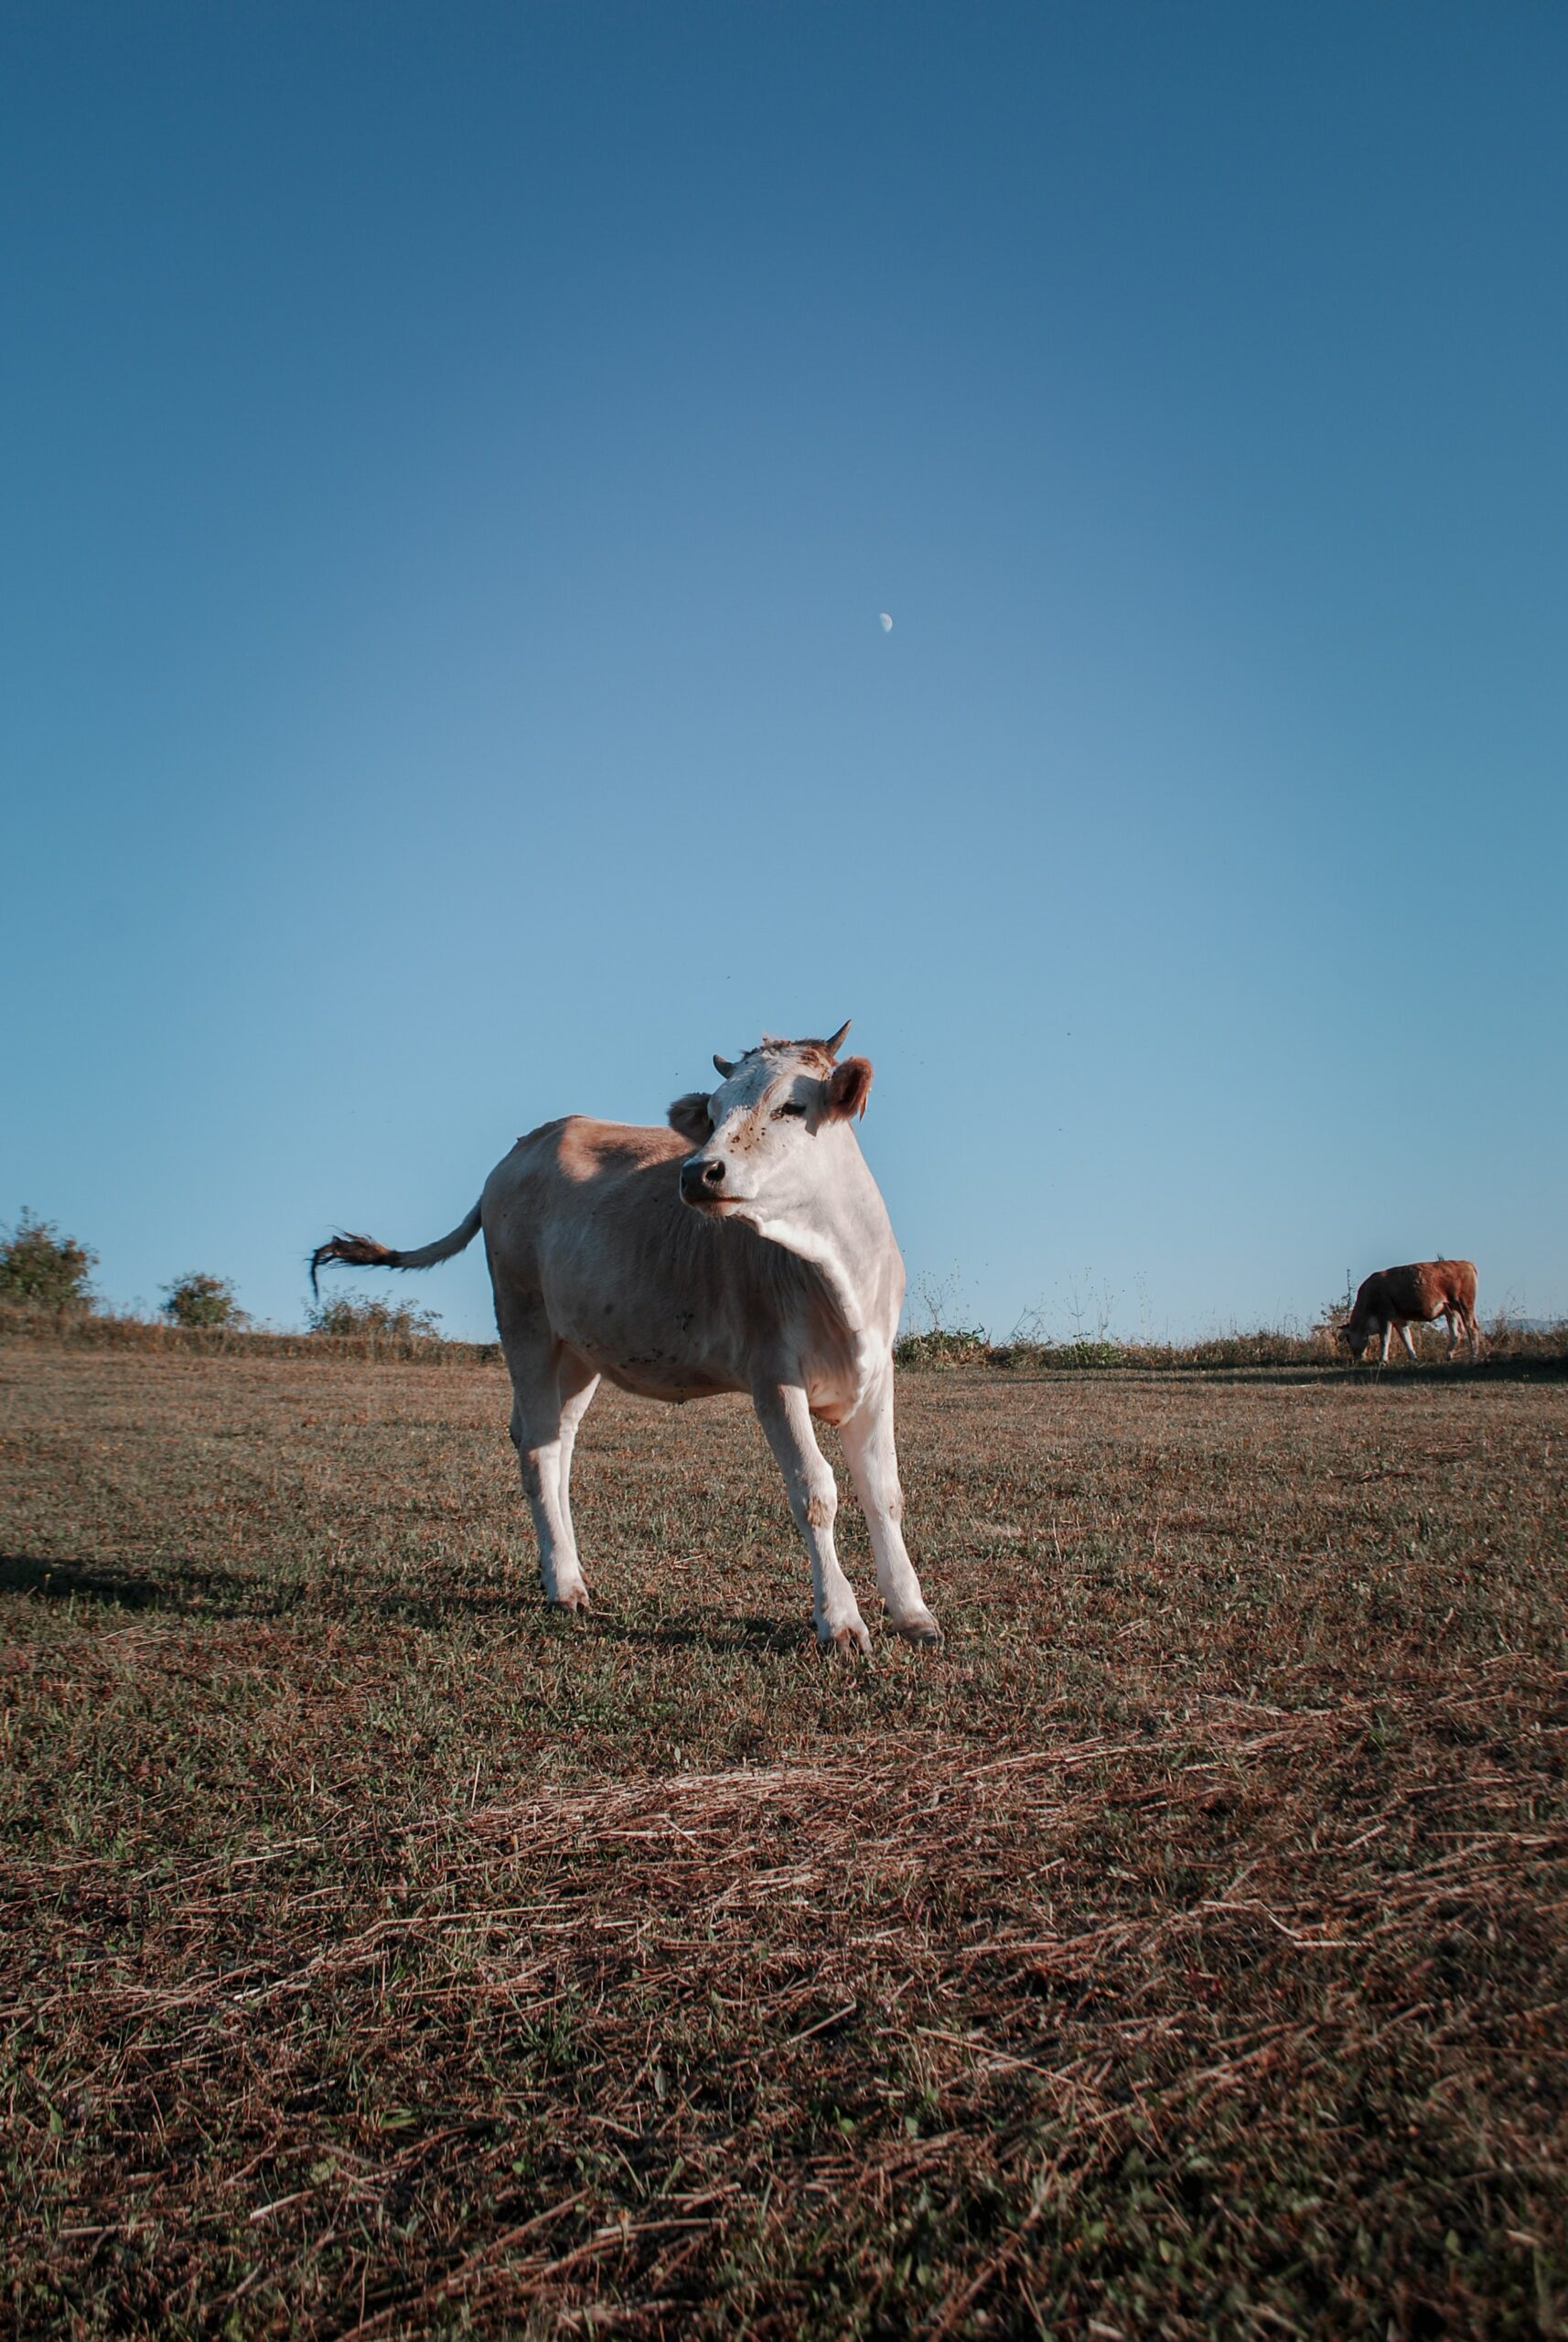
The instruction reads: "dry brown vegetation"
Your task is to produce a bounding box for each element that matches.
[3,1340,1565,2338]
[7,1301,1564,1376]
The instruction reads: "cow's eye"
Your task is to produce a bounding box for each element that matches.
[775,1101,808,1119]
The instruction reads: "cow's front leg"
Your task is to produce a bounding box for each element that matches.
[840,1379,940,1646]
[1399,1321,1420,1362]
[752,1380,869,1654]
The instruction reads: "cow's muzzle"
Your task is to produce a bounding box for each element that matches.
[680,1156,727,1205]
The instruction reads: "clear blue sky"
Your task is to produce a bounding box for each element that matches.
[5,3,1565,1340]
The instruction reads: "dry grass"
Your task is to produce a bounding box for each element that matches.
[9,1305,1564,1376]
[2,1340,1565,2338]
[895,1327,1568,1373]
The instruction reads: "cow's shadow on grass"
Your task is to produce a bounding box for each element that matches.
[0,1551,537,1627]
[1304,1357,1567,1387]
[1002,1358,1567,1391]
[316,1589,813,1653]
[0,1552,266,1613]
[575,1606,813,1656]
[0,1552,813,1652]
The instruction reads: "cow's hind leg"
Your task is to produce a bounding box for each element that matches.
[556,1363,600,1526]
[752,1380,870,1654]
[840,1379,940,1646]
[500,1314,595,1614]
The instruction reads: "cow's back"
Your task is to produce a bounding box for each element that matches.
[480,1115,691,1299]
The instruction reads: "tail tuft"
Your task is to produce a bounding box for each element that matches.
[309,1232,401,1298]
[307,1203,482,1296]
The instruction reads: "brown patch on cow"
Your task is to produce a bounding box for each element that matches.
[743,1033,851,1074]
[826,1057,874,1120]
[806,1492,834,1528]
[786,1019,853,1064]
[554,1116,686,1184]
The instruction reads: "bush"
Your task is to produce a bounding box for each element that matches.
[993,1338,1128,1370]
[162,1273,249,1330]
[897,1268,992,1368]
[307,1293,444,1341]
[893,1326,993,1369]
[0,1209,97,1313]
[1312,1284,1358,1353]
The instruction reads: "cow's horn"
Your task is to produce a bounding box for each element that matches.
[824,1019,852,1058]
[713,1054,736,1078]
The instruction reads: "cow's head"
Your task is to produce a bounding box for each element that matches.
[668,1021,874,1222]
[1337,1318,1370,1359]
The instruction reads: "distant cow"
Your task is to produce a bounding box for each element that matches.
[310,1024,940,1653]
[1339,1259,1480,1364]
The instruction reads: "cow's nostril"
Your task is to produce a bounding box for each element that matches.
[702,1158,725,1187]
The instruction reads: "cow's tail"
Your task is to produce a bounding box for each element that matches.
[309,1203,483,1298]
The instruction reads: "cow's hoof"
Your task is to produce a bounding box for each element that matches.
[550,1589,592,1619]
[895,1616,943,1647]
[819,1622,872,1657]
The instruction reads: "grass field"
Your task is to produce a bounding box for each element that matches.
[3,1340,1566,2338]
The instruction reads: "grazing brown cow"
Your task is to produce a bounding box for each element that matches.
[1339,1259,1480,1364]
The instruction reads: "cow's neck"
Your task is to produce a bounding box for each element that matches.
[736,1138,895,1400]
[748,1212,865,1333]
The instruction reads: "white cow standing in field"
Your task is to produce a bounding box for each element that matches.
[311,1026,940,1653]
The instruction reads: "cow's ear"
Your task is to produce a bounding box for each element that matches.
[668,1092,714,1145]
[825,1055,873,1120]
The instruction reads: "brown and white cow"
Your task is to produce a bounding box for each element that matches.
[310,1025,940,1652]
[1339,1259,1480,1364]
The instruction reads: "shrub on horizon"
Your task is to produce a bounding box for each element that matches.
[307,1293,444,1341]
[1312,1284,1359,1351]
[0,1209,98,1313]
[893,1326,993,1369]
[162,1273,250,1330]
